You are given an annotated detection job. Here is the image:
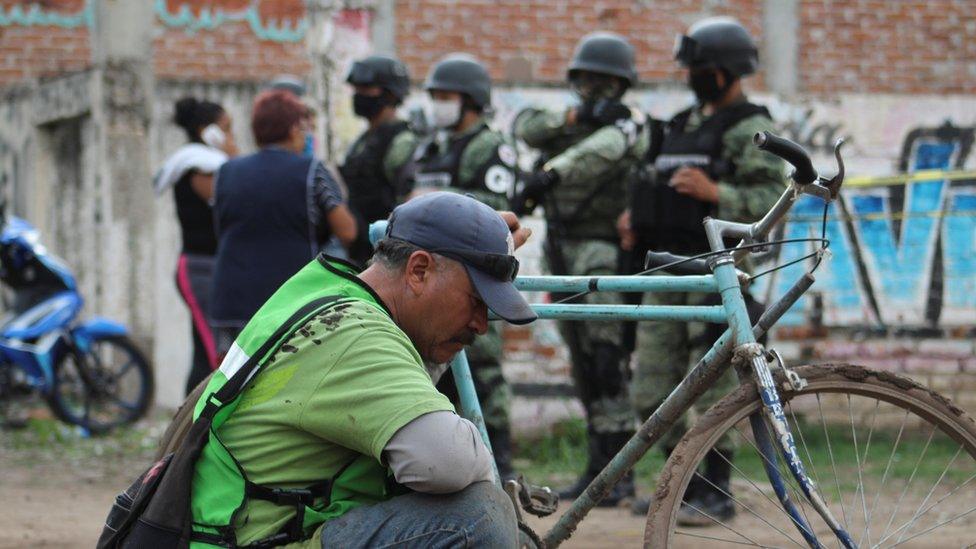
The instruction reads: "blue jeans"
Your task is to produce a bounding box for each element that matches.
[319,481,517,548]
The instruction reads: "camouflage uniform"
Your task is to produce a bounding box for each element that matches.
[410,116,517,455]
[631,103,785,449]
[515,108,648,434]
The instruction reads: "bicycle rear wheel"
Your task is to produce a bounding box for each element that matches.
[645,364,976,548]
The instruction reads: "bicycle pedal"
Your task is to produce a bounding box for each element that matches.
[508,475,559,517]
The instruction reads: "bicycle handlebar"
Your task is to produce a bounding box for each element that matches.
[643,251,711,275]
[754,131,818,185]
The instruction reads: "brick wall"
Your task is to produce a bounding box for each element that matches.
[153,0,310,81]
[799,0,976,95]
[0,0,312,88]
[396,0,976,95]
[0,0,90,86]
[396,0,765,86]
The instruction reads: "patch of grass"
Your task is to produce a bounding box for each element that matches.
[514,419,666,493]
[513,419,974,494]
[1,415,168,479]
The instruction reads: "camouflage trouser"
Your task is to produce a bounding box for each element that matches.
[437,322,511,434]
[632,289,764,451]
[548,238,634,435]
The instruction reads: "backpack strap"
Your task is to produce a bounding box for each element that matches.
[139,295,346,548]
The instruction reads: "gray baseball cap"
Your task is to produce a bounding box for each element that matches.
[385,192,536,325]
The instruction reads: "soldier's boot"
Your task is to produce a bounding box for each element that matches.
[557,427,603,500]
[488,426,517,482]
[596,430,636,507]
[677,449,735,526]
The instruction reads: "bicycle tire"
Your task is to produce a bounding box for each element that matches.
[644,364,976,548]
[47,335,154,434]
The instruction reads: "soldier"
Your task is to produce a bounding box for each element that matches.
[620,17,786,522]
[406,53,519,479]
[512,32,648,506]
[340,55,418,266]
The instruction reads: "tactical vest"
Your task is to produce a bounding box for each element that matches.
[211,149,325,326]
[190,256,398,547]
[631,102,770,255]
[542,118,641,241]
[410,122,500,194]
[339,120,411,224]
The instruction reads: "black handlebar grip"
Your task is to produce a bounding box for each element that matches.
[644,251,711,275]
[754,131,818,185]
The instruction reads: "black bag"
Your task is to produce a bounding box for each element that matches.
[97,454,176,547]
[96,295,342,548]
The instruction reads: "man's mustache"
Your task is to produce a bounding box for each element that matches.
[450,331,476,346]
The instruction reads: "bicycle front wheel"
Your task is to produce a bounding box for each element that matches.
[645,364,976,548]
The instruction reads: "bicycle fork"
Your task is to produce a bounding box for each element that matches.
[714,257,855,548]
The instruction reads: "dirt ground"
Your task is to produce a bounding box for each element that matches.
[2,419,974,548]
[3,465,974,548]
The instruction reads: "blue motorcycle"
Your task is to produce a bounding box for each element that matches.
[0,214,153,433]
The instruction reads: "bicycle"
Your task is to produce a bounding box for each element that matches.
[156,133,976,547]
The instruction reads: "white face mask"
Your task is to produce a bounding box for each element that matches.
[429,98,462,129]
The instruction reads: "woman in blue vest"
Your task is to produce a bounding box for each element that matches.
[210,90,357,356]
[155,97,237,395]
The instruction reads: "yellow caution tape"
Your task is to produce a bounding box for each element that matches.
[844,169,976,188]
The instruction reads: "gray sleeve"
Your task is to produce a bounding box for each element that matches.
[383,411,495,494]
[313,161,344,213]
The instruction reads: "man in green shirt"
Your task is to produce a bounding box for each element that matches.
[188,192,533,547]
[405,53,520,480]
[620,16,786,522]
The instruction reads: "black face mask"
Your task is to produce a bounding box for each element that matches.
[688,70,727,104]
[352,93,387,119]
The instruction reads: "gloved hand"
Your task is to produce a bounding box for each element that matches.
[510,169,559,216]
[576,99,631,127]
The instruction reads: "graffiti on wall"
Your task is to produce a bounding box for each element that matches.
[469,88,976,331]
[0,1,92,28]
[154,0,307,43]
[755,121,976,329]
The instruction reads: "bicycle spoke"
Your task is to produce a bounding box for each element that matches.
[758,414,818,534]
[892,446,961,545]
[718,437,816,537]
[846,394,871,546]
[818,393,851,534]
[787,398,823,490]
[675,529,785,547]
[676,500,765,547]
[689,468,807,547]
[732,422,820,545]
[860,408,909,548]
[887,504,976,548]
[732,424,808,505]
[877,467,975,547]
[877,424,936,544]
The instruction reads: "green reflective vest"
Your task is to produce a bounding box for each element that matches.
[188,256,397,547]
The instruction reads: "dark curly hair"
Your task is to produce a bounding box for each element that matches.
[173,97,225,143]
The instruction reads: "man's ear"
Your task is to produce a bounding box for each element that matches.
[404,251,435,296]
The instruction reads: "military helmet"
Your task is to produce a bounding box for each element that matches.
[346,55,411,100]
[424,53,492,108]
[674,17,759,77]
[567,32,637,86]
